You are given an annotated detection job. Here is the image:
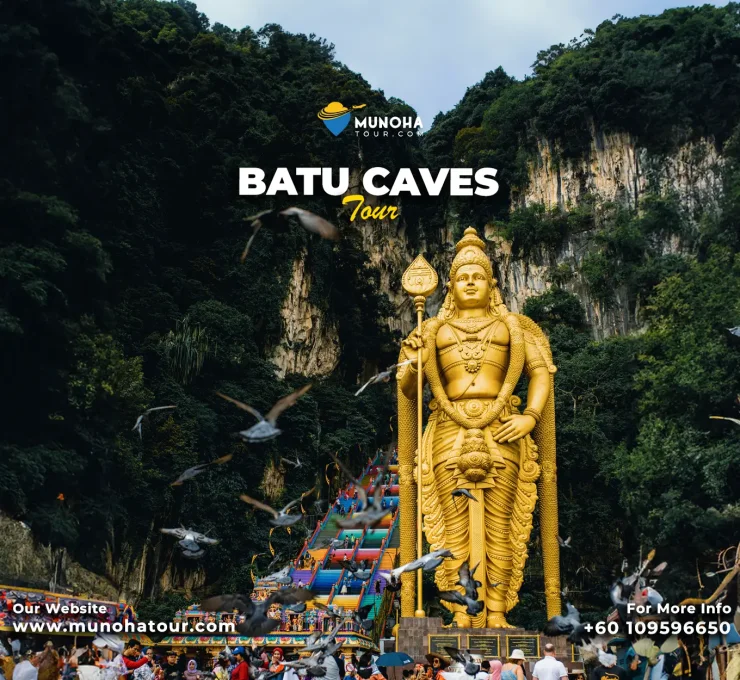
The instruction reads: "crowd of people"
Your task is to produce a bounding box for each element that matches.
[0,630,600,680]
[400,646,595,680]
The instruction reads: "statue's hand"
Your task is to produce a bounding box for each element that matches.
[492,414,536,443]
[401,328,429,368]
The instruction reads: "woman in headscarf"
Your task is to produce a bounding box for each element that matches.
[183,660,201,680]
[489,661,503,680]
[269,649,285,680]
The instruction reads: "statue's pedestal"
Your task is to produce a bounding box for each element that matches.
[396,617,582,670]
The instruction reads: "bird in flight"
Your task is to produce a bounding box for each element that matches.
[240,488,315,526]
[170,454,233,486]
[132,405,176,439]
[354,360,414,396]
[241,207,340,261]
[217,384,311,442]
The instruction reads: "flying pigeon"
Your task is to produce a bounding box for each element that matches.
[263,565,293,586]
[352,604,375,631]
[452,489,478,503]
[354,360,414,396]
[170,454,234,486]
[240,487,314,526]
[444,648,480,677]
[132,405,176,439]
[387,549,455,580]
[281,456,303,468]
[543,601,593,645]
[217,385,312,442]
[241,207,340,261]
[160,527,219,558]
[710,415,740,427]
[438,561,484,616]
[201,587,315,636]
[331,446,394,528]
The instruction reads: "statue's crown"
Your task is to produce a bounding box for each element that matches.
[455,226,487,253]
[450,227,494,282]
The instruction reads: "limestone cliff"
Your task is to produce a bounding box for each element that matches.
[270,251,341,378]
[273,128,724,371]
[0,513,117,599]
[502,129,722,338]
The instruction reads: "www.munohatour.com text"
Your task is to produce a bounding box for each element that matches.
[9,602,235,635]
[12,620,236,634]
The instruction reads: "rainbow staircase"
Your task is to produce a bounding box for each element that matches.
[257,452,400,637]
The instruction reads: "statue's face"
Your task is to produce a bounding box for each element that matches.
[452,264,490,309]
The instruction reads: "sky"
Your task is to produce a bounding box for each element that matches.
[191,0,729,127]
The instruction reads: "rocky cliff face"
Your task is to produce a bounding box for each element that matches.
[271,252,341,378]
[273,128,724,374]
[503,129,722,338]
[0,513,118,599]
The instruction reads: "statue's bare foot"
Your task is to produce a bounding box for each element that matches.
[487,613,515,628]
[454,612,472,628]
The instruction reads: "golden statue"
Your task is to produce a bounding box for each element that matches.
[396,227,561,628]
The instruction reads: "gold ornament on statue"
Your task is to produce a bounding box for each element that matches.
[401,252,438,617]
[457,429,492,483]
[397,227,561,628]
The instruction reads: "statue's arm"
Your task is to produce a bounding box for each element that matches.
[523,333,552,420]
[397,324,432,400]
[397,337,424,400]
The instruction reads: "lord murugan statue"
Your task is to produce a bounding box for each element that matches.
[396,227,561,627]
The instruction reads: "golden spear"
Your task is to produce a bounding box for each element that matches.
[402,254,438,616]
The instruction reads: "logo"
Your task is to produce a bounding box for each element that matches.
[317,101,367,136]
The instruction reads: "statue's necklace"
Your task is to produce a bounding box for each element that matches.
[448,317,496,334]
[448,319,498,374]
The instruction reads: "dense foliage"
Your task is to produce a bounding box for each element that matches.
[0,0,415,599]
[432,3,740,226]
[1,0,739,625]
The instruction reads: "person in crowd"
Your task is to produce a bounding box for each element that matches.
[425,655,447,680]
[12,651,38,680]
[120,641,149,675]
[333,651,345,680]
[3,649,16,680]
[589,652,626,680]
[8,641,21,660]
[36,642,58,680]
[322,654,340,680]
[0,647,8,680]
[269,649,285,680]
[475,661,490,680]
[502,651,527,680]
[59,647,78,680]
[231,648,249,680]
[532,645,567,680]
[183,659,201,680]
[489,660,503,680]
[160,652,180,680]
[213,656,229,680]
[134,649,157,680]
